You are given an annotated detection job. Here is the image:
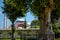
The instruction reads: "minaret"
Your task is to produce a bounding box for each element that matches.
[4,14,7,29]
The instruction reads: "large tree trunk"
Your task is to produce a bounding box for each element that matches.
[38,0,55,40]
[11,23,15,40]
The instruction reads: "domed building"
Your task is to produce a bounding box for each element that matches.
[15,18,26,29]
[6,18,28,30]
[3,17,31,30]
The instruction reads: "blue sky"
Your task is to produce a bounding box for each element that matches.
[0,0,35,29]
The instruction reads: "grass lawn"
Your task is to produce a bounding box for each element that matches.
[56,38,60,40]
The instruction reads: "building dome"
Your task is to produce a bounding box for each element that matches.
[17,18,25,21]
[14,18,25,29]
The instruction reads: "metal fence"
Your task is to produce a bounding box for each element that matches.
[0,28,39,40]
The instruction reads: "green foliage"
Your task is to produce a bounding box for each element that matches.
[34,26,40,29]
[2,0,27,22]
[30,0,60,23]
[53,23,58,33]
[30,0,49,17]
[31,19,40,28]
[51,0,60,23]
[53,23,60,37]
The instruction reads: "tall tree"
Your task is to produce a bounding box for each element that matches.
[2,0,27,40]
[30,0,58,40]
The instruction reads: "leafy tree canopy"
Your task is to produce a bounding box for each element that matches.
[2,0,27,22]
[30,0,60,23]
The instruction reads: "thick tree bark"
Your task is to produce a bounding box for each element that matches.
[38,6,55,40]
[38,0,55,40]
[11,23,15,40]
